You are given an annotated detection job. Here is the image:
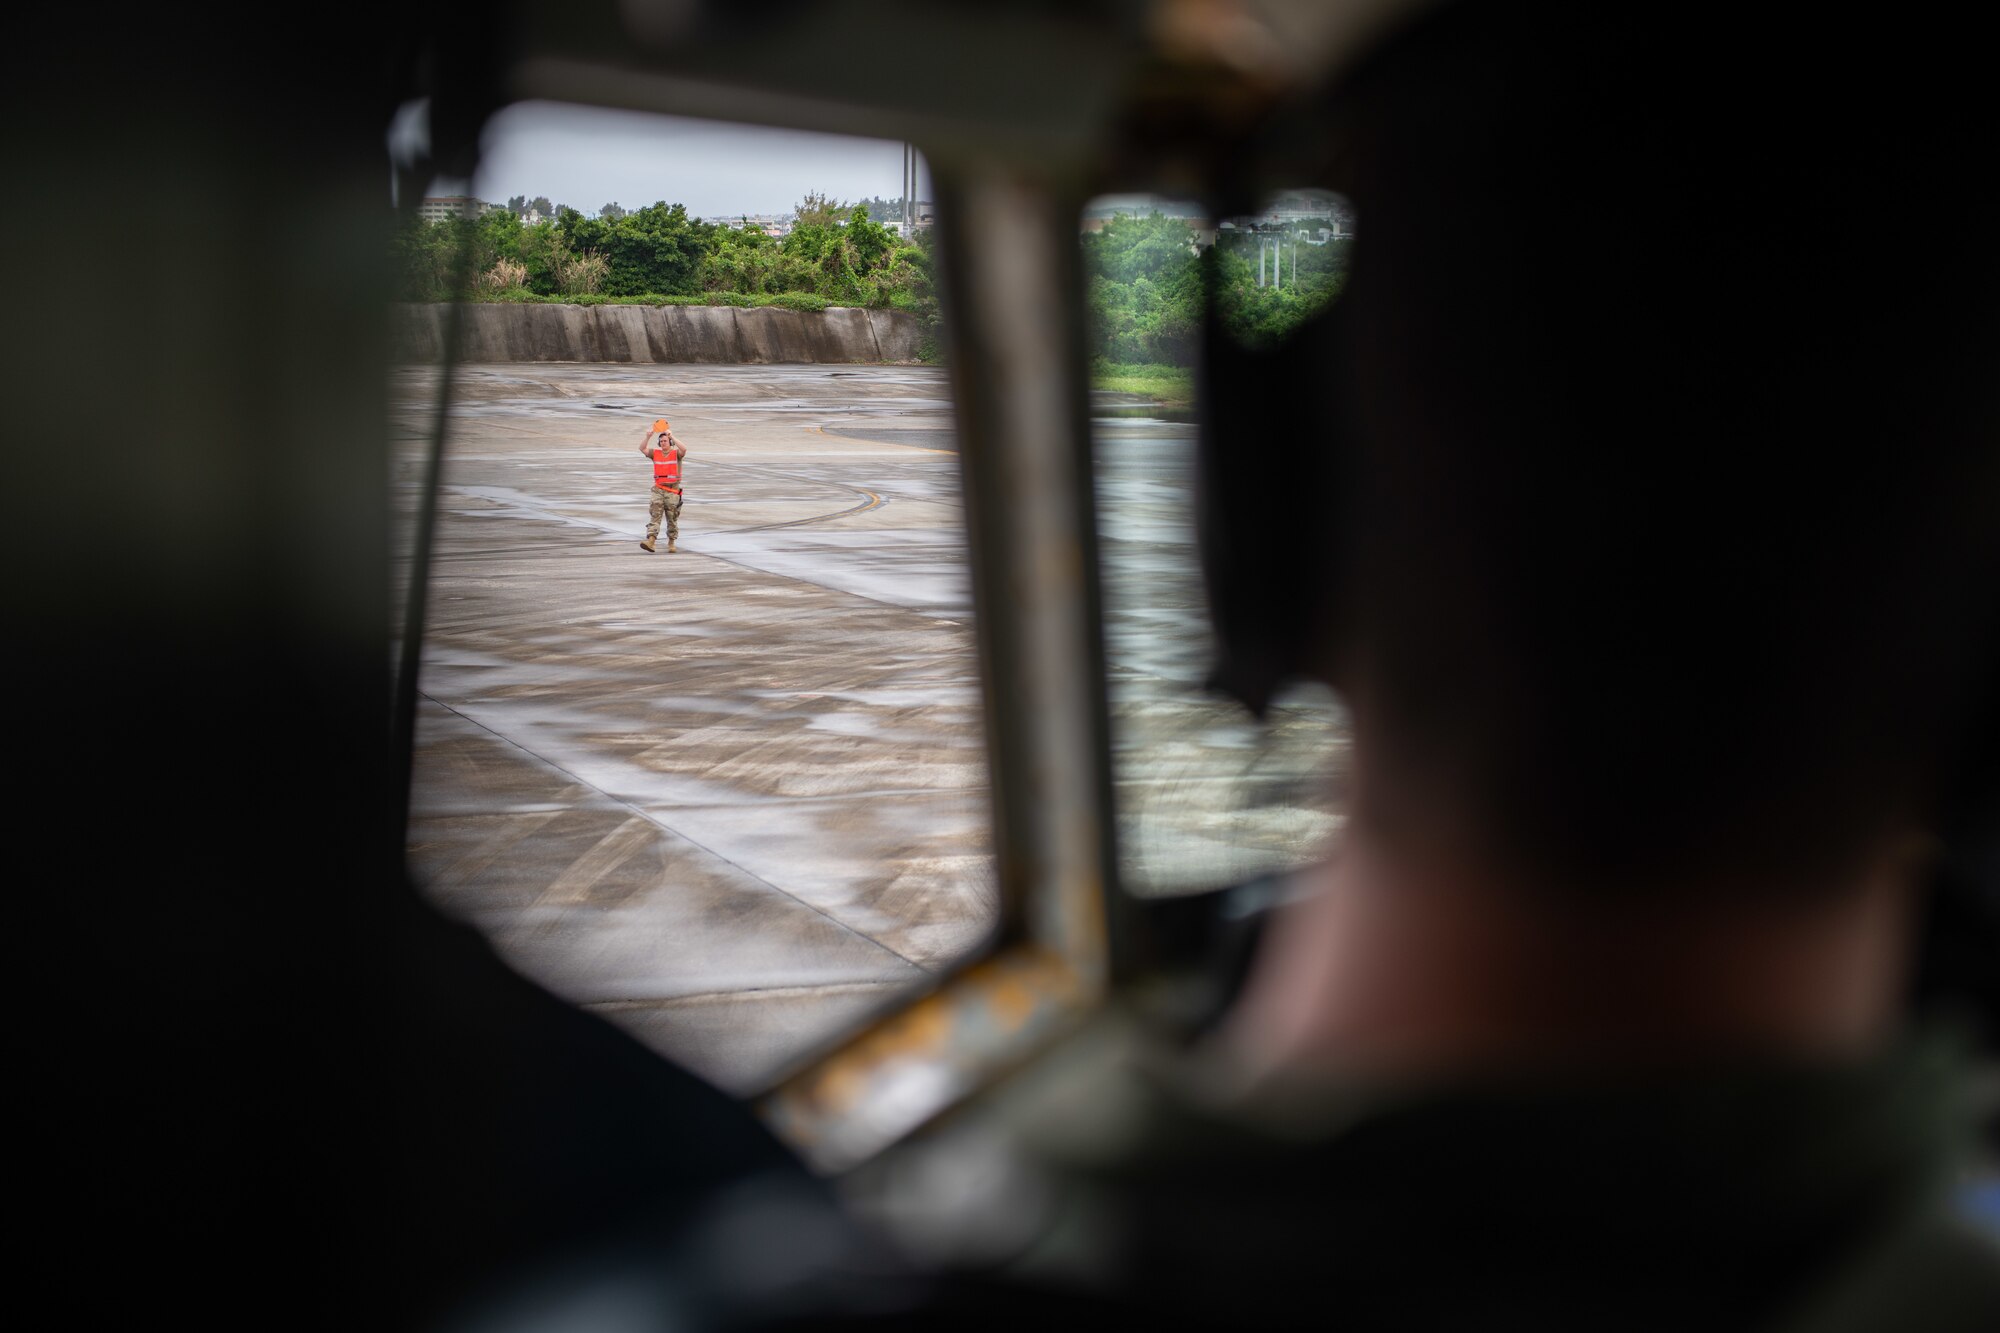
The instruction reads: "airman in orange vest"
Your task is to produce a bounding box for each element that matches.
[639,417,687,553]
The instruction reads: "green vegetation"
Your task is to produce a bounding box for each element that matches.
[1091,361,1195,407]
[855,195,920,224]
[392,196,1343,382]
[393,192,939,325]
[1082,213,1205,368]
[1206,226,1349,352]
[473,290,839,311]
[1080,210,1349,400]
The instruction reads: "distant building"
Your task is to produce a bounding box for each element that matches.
[1209,191,1354,239]
[1079,210,1216,253]
[705,213,789,238]
[889,204,934,238]
[418,196,491,223]
[1259,191,1335,225]
[1079,194,1206,222]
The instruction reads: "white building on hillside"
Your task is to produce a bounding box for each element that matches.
[418,196,491,223]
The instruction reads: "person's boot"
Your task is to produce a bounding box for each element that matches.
[667,539,678,553]
[640,536,656,553]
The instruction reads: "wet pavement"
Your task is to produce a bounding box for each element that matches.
[396,365,994,1094]
[1090,419,1348,896]
[394,365,1345,1095]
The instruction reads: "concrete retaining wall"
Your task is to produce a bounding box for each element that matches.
[390,302,926,364]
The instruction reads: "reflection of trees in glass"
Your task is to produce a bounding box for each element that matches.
[1208,228,1350,352]
[1081,210,1351,366]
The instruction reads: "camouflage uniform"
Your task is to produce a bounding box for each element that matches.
[641,428,686,546]
[646,487,682,545]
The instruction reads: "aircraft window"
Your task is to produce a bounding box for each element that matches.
[389,104,994,1096]
[1084,191,1353,897]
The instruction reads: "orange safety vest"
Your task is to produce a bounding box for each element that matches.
[651,446,682,494]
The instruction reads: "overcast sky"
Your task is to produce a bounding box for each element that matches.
[420,101,931,219]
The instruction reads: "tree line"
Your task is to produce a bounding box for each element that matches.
[1081,211,1349,367]
[391,198,1339,375]
[392,192,936,319]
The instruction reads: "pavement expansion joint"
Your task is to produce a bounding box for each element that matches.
[418,689,930,973]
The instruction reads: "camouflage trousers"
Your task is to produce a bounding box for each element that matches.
[646,487,683,542]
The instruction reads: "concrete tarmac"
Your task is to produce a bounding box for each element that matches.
[396,365,994,1094]
[394,364,1345,1095]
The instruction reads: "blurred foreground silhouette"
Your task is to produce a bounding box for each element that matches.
[14,2,1995,1331]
